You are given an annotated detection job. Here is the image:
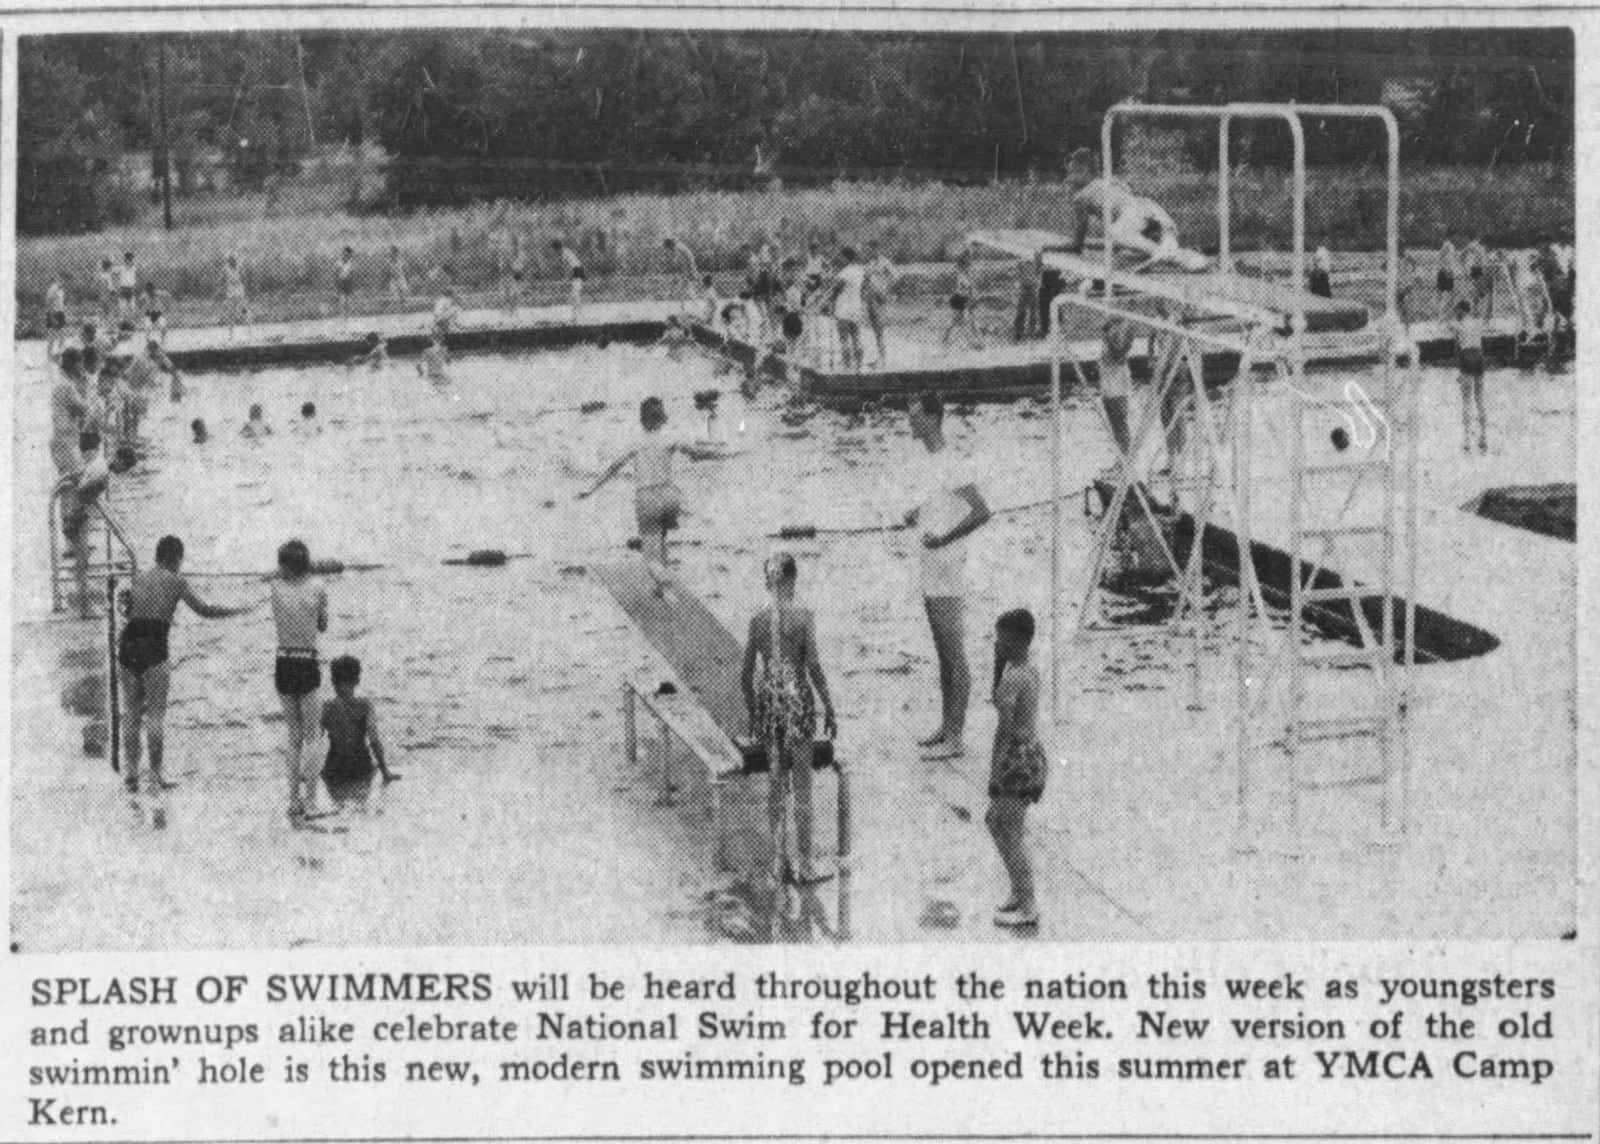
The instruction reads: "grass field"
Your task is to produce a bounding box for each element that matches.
[15,163,1572,335]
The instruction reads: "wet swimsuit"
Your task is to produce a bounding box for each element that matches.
[988,663,1046,803]
[275,650,321,697]
[1308,269,1332,298]
[118,618,171,675]
[322,696,375,783]
[753,609,817,752]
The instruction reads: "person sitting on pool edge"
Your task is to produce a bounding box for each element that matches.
[741,552,838,886]
[117,535,254,803]
[579,396,722,594]
[320,654,398,812]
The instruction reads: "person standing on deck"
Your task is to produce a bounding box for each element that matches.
[116,253,139,324]
[865,240,897,366]
[1013,253,1042,342]
[387,245,410,302]
[98,259,117,321]
[1451,298,1488,455]
[552,239,586,321]
[223,253,251,334]
[1463,237,1490,304]
[1308,247,1334,298]
[742,553,838,886]
[50,349,89,479]
[1436,235,1462,313]
[116,536,253,803]
[1098,316,1136,456]
[985,608,1046,929]
[45,276,69,359]
[903,393,992,760]
[831,247,868,372]
[335,246,356,322]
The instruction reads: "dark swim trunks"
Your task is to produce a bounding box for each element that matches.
[571,267,588,282]
[1437,270,1454,293]
[118,618,171,675]
[1458,348,1485,378]
[275,654,321,697]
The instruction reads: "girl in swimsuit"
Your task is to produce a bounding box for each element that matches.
[986,608,1046,929]
[271,539,329,826]
[741,553,837,885]
[580,397,721,592]
[552,240,586,320]
[117,535,252,799]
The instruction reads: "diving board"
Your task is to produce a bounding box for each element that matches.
[969,229,1371,335]
[593,562,746,740]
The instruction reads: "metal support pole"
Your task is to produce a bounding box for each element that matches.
[158,38,173,232]
[622,681,637,767]
[1217,116,1232,273]
[835,765,852,941]
[107,575,121,776]
[1049,354,1063,730]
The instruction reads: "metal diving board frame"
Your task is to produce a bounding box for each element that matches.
[969,229,1373,335]
[594,562,852,940]
[1041,101,1420,855]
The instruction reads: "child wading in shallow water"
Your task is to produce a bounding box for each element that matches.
[579,397,719,593]
[986,608,1046,929]
[741,553,838,885]
[321,655,398,811]
[272,539,329,827]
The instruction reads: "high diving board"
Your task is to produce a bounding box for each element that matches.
[969,229,1371,335]
[593,562,746,741]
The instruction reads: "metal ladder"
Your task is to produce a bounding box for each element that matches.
[49,478,138,614]
[1279,322,1417,841]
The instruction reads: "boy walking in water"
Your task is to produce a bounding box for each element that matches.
[117,536,253,809]
[272,539,328,827]
[741,553,838,886]
[986,608,1046,929]
[579,397,719,593]
[903,393,991,759]
[320,655,398,811]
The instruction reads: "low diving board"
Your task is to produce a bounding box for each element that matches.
[593,562,746,741]
[969,228,1371,335]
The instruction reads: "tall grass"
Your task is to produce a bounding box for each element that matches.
[16,163,1571,329]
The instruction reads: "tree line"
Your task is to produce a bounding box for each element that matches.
[18,27,1574,234]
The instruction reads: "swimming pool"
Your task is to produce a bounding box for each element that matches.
[10,342,1574,949]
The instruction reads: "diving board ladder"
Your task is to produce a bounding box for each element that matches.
[49,478,138,615]
[1044,101,1419,856]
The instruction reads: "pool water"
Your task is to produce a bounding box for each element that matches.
[11,342,1570,949]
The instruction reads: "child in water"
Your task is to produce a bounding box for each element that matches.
[320,655,398,811]
[350,332,387,372]
[272,539,328,826]
[241,403,273,439]
[986,608,1046,929]
[418,335,450,385]
[579,397,717,592]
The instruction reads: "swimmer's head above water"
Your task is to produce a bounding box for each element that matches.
[639,396,667,431]
[763,551,798,594]
[191,418,208,444]
[301,402,316,420]
[248,403,265,422]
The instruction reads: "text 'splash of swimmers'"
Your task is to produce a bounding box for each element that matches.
[18,966,1571,1127]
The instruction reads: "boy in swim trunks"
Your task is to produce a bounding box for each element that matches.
[941,251,977,348]
[387,245,410,301]
[272,539,329,826]
[579,397,717,592]
[1451,299,1488,454]
[320,655,398,811]
[986,608,1046,929]
[117,535,253,802]
[552,239,586,321]
[241,403,274,439]
[741,553,838,885]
